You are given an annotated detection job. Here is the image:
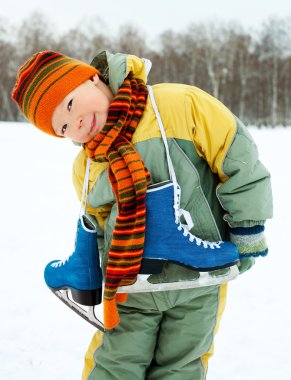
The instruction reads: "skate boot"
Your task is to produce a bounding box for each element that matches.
[44,214,104,331]
[139,181,239,274]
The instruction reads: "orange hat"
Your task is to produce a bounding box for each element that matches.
[11,50,99,137]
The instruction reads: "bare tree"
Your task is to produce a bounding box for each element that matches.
[181,25,202,86]
[0,19,18,120]
[156,30,185,83]
[195,23,228,99]
[259,17,291,125]
[56,16,112,63]
[55,28,91,60]
[15,11,57,57]
[114,25,148,57]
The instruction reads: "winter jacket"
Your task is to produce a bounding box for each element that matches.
[72,52,273,286]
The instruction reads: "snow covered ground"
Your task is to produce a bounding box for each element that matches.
[0,122,290,379]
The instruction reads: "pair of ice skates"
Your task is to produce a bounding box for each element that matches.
[44,180,239,332]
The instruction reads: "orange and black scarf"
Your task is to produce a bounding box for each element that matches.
[84,73,150,329]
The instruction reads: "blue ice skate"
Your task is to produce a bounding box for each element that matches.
[139,86,239,275]
[139,181,239,274]
[44,214,104,331]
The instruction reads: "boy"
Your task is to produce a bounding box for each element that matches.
[12,50,272,380]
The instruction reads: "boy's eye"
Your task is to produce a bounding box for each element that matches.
[67,99,73,111]
[61,124,67,135]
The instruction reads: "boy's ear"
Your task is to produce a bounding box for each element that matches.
[91,74,99,86]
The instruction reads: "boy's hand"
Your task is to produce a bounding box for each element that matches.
[229,225,268,259]
[237,257,256,274]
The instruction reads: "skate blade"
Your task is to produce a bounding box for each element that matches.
[117,264,239,293]
[51,289,105,332]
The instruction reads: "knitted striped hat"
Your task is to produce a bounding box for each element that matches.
[12,50,99,137]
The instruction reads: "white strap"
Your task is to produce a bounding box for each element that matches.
[80,157,91,215]
[142,58,152,76]
[147,85,181,221]
[147,85,177,184]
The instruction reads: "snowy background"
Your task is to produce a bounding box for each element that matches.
[0,122,290,379]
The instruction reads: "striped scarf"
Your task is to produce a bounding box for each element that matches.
[84,73,150,329]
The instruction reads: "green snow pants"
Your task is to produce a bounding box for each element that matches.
[82,283,227,380]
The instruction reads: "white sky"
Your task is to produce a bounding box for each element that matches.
[1,0,291,39]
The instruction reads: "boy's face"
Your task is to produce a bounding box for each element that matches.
[52,75,113,143]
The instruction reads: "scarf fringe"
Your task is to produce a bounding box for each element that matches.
[103,294,128,330]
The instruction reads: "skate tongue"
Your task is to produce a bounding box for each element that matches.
[179,208,194,230]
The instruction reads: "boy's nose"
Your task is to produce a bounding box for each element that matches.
[70,115,82,130]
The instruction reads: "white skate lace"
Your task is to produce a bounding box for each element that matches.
[176,222,222,249]
[176,208,222,249]
[51,253,73,268]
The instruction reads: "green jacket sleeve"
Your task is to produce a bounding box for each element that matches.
[217,117,273,228]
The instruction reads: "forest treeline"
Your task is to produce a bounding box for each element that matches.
[1,12,291,126]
